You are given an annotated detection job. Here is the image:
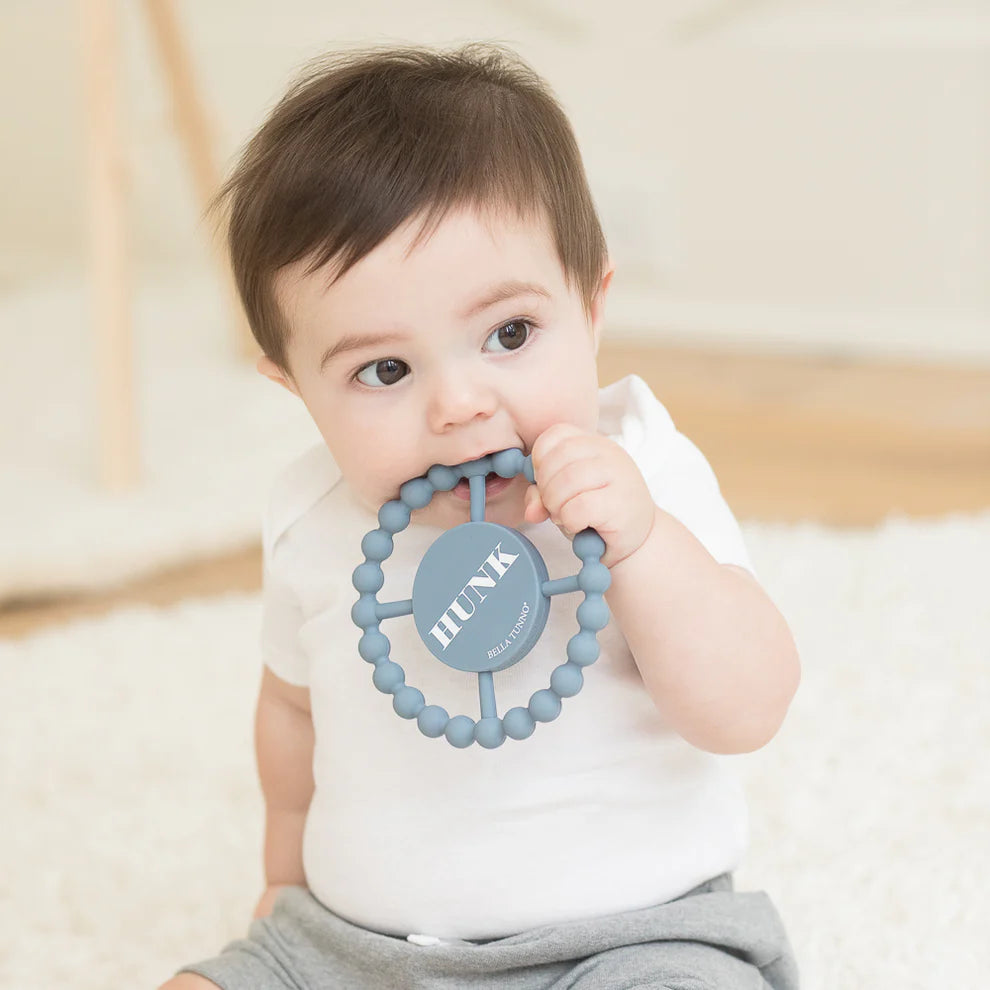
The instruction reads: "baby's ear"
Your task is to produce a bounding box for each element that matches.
[256,355,300,397]
[591,262,615,351]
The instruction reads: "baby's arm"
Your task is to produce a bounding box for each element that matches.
[525,424,799,755]
[604,507,799,754]
[253,666,315,917]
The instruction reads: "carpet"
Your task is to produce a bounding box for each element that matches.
[1,512,987,988]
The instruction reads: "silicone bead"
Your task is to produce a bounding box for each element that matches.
[577,561,611,593]
[417,705,450,738]
[361,529,393,562]
[577,596,610,632]
[393,685,425,718]
[522,456,536,484]
[358,630,389,662]
[550,662,584,698]
[351,596,378,627]
[529,689,562,722]
[353,562,384,594]
[502,706,536,740]
[445,715,476,748]
[400,477,434,509]
[378,500,412,533]
[491,448,524,478]
[566,631,600,667]
[462,455,490,475]
[475,717,506,749]
[572,528,605,559]
[373,660,404,693]
[427,464,459,491]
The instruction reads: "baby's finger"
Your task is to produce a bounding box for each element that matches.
[529,423,587,476]
[524,484,551,524]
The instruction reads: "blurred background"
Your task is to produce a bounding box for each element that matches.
[3,7,989,987]
[1,0,989,627]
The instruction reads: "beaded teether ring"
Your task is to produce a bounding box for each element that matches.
[351,447,611,749]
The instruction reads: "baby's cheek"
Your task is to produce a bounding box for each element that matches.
[335,454,394,508]
[536,387,598,439]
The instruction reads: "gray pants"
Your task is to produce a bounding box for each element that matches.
[180,874,798,989]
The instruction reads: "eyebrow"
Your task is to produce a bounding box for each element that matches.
[460,279,551,320]
[319,331,408,373]
[318,280,551,373]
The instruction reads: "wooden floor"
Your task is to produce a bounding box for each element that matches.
[597,342,990,524]
[2,342,988,639]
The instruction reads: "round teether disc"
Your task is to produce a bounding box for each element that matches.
[411,521,550,673]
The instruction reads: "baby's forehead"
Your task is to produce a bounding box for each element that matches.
[278,204,562,302]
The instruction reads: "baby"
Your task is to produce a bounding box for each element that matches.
[163,44,801,990]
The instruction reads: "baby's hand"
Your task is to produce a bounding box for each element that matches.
[523,424,655,568]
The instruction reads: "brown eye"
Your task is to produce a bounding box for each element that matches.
[356,358,409,388]
[488,320,531,352]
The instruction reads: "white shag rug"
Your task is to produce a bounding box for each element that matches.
[0,272,320,603]
[1,512,988,989]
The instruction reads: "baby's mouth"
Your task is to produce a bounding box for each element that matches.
[451,471,513,501]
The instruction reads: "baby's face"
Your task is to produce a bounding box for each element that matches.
[266,206,610,530]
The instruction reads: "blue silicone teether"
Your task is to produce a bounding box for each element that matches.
[351,447,611,749]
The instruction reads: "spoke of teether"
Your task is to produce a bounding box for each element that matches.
[542,575,581,597]
[478,670,497,719]
[469,473,487,521]
[376,599,414,619]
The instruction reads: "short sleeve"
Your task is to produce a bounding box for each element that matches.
[256,443,344,685]
[600,375,754,577]
[647,429,755,576]
[260,500,311,687]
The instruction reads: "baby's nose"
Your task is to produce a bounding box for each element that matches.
[426,372,498,432]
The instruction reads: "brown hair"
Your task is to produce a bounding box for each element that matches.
[208,43,608,374]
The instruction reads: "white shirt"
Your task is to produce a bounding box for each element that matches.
[260,374,753,940]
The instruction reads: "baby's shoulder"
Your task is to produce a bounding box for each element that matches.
[598,373,676,468]
[263,442,342,559]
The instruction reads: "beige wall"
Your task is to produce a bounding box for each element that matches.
[3,0,988,361]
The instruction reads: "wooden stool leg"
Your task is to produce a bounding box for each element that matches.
[141,0,258,360]
[82,0,140,491]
